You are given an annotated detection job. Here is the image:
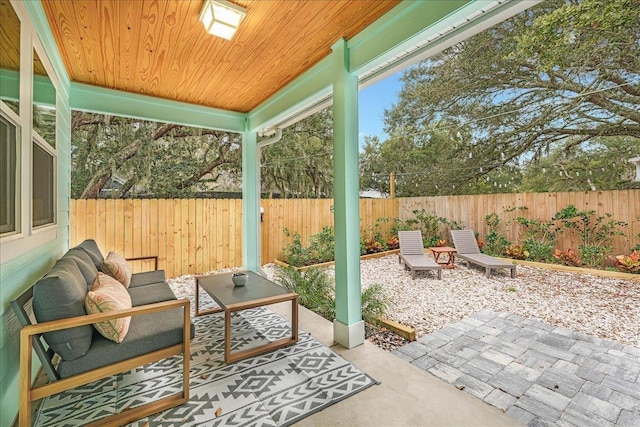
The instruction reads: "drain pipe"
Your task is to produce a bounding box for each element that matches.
[255,128,283,276]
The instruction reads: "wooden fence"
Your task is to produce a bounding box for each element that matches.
[70,190,639,278]
[70,198,398,278]
[399,190,640,255]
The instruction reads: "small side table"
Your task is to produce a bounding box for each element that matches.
[430,246,457,268]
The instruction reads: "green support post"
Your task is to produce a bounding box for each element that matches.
[332,39,364,348]
[242,130,261,272]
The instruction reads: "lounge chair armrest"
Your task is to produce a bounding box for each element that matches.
[126,255,158,271]
[21,299,190,338]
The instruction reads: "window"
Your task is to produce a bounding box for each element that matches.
[1,115,17,234]
[32,138,54,227]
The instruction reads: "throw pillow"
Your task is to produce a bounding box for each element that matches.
[85,273,132,343]
[101,251,132,287]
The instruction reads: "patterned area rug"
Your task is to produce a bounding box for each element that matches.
[34,293,378,426]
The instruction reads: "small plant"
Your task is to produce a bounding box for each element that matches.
[276,267,335,320]
[407,209,449,247]
[506,287,517,292]
[282,228,311,267]
[483,212,510,256]
[553,248,582,267]
[362,238,384,254]
[512,217,558,262]
[386,236,399,250]
[504,244,529,260]
[361,283,389,326]
[615,251,640,274]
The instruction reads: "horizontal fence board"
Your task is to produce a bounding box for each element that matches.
[70,190,639,278]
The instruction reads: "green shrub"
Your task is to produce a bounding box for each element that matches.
[274,268,389,324]
[361,283,389,326]
[282,226,335,267]
[483,213,510,256]
[276,267,335,321]
[513,217,558,262]
[553,205,627,267]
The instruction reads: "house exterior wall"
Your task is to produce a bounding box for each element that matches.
[0,1,71,425]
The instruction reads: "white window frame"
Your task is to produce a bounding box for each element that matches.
[0,105,22,239]
[0,2,59,262]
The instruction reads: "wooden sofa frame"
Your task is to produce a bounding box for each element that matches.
[12,289,190,427]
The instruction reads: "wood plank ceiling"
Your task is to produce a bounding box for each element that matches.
[38,0,401,113]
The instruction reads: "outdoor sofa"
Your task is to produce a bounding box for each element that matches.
[10,239,194,426]
[450,229,516,278]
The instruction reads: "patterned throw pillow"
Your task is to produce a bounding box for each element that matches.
[85,273,132,343]
[101,251,132,287]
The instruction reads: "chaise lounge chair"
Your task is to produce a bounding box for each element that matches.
[450,229,516,278]
[398,230,442,280]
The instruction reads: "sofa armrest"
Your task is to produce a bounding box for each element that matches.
[21,298,188,336]
[126,255,158,271]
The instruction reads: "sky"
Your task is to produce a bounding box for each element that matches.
[357,71,404,146]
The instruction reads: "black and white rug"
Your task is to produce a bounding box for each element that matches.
[34,294,378,426]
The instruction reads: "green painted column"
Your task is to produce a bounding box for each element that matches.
[332,39,364,348]
[242,129,261,272]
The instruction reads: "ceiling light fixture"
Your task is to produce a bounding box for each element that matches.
[199,0,246,40]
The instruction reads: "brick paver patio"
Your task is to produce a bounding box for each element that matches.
[393,310,640,427]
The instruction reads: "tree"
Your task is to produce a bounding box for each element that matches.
[518,136,640,192]
[379,0,639,191]
[71,112,241,198]
[260,109,334,198]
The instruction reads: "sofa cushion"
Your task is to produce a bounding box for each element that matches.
[76,239,104,270]
[57,307,194,378]
[64,247,99,286]
[85,273,132,343]
[33,258,93,361]
[101,252,132,287]
[128,281,177,306]
[129,270,167,288]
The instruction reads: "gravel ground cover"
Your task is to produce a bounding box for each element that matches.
[169,256,639,352]
[264,255,640,348]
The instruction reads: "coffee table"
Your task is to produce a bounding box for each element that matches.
[195,271,298,363]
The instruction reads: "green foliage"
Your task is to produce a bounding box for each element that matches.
[276,268,335,321]
[274,268,389,323]
[361,217,393,253]
[404,209,449,247]
[553,205,628,267]
[261,109,334,198]
[482,213,510,256]
[282,228,311,268]
[71,112,240,198]
[282,226,335,267]
[512,217,558,262]
[361,284,389,326]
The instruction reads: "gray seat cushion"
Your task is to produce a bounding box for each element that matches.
[75,239,104,270]
[33,258,93,361]
[57,308,194,378]
[129,270,167,288]
[128,282,177,306]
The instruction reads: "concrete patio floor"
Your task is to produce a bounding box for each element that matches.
[270,302,520,427]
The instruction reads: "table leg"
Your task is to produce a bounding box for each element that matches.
[224,310,232,363]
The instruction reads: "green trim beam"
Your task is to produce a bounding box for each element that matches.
[70,82,246,132]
